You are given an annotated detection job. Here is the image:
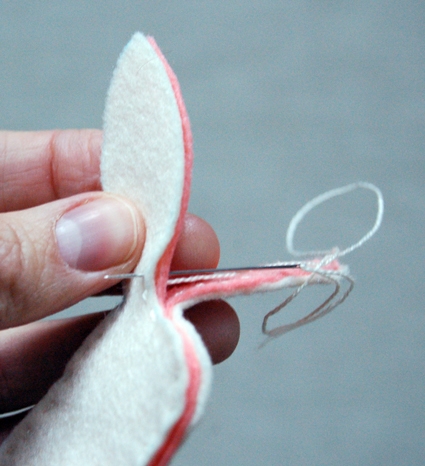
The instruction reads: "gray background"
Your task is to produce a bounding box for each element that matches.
[1,1,424,465]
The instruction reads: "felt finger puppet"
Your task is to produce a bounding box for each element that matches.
[0,33,371,465]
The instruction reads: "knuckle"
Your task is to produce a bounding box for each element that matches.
[48,129,62,199]
[50,129,102,198]
[77,129,102,191]
[0,221,41,325]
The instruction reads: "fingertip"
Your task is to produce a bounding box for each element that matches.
[171,213,220,271]
[184,300,240,364]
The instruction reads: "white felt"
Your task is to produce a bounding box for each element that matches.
[102,32,185,278]
[0,32,211,466]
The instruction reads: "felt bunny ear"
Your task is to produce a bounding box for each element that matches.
[0,32,211,466]
[101,34,192,292]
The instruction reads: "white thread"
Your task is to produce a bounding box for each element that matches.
[167,272,237,286]
[261,272,355,344]
[286,182,384,258]
[167,262,301,286]
[262,182,383,343]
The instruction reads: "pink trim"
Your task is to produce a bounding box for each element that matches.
[145,38,347,465]
[167,260,344,307]
[146,38,200,466]
[148,37,193,301]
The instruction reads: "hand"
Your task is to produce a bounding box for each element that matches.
[0,130,239,439]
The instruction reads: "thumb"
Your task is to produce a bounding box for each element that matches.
[0,193,145,328]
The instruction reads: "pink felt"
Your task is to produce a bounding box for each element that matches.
[167,260,345,308]
[148,314,201,466]
[148,37,193,302]
[100,38,349,465]
[146,38,201,466]
[143,39,349,459]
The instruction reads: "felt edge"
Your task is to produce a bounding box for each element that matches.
[145,37,212,466]
[167,262,350,309]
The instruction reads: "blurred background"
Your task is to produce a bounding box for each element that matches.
[0,1,424,464]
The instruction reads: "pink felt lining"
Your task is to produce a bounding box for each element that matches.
[146,38,200,466]
[145,39,347,465]
[167,260,344,307]
[148,37,193,301]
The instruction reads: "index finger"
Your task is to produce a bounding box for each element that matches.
[0,130,102,212]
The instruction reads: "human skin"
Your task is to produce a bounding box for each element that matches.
[0,129,240,441]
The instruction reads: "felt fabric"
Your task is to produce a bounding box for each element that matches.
[0,33,347,465]
[0,32,207,466]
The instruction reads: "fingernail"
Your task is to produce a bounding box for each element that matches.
[56,197,139,271]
